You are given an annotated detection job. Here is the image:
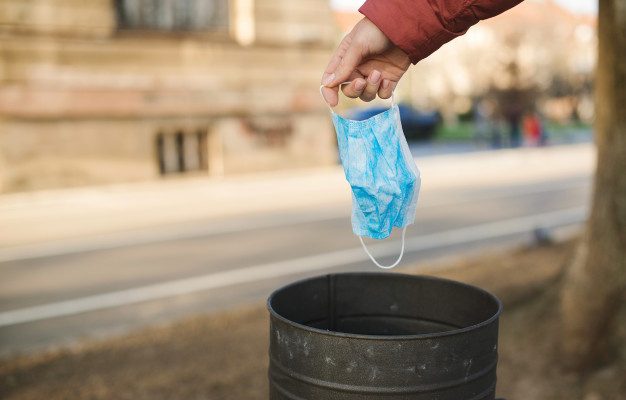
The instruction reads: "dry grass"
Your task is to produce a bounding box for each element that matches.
[1,240,624,400]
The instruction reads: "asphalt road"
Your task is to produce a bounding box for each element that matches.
[0,174,591,358]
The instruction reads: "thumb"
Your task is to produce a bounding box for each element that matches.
[326,43,363,87]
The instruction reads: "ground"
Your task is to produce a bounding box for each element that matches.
[1,239,624,400]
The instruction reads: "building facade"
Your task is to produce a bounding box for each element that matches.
[0,0,338,192]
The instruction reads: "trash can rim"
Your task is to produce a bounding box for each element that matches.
[267,272,502,341]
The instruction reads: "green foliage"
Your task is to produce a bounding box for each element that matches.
[434,121,592,142]
[435,122,475,141]
[546,121,592,135]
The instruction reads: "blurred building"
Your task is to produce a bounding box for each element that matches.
[336,0,596,122]
[0,0,337,192]
[404,0,596,123]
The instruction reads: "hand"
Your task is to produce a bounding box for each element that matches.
[321,17,411,107]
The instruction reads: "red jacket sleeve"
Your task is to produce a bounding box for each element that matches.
[359,0,524,64]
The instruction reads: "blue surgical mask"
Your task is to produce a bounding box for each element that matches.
[322,86,421,268]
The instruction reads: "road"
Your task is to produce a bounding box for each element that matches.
[0,172,591,358]
[0,144,594,358]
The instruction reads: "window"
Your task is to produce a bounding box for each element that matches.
[115,0,229,32]
[156,129,208,175]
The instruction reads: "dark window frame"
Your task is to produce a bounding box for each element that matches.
[114,0,230,35]
[156,129,209,175]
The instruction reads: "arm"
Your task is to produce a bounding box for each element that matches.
[321,0,524,106]
[359,0,524,64]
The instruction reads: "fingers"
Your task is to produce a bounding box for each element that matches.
[321,85,339,107]
[360,70,381,102]
[321,35,358,106]
[330,44,363,87]
[323,37,364,88]
[342,70,384,103]
[322,34,351,83]
[378,79,396,100]
[323,73,396,106]
[323,79,368,106]
[321,70,364,106]
[341,78,367,99]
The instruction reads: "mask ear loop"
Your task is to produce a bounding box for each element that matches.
[358,227,407,269]
[319,83,396,114]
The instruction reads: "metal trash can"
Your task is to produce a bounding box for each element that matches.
[267,273,502,400]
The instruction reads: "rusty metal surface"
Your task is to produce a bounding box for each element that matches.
[268,272,502,399]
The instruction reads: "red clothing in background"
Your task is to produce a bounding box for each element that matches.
[523,115,542,144]
[359,0,524,63]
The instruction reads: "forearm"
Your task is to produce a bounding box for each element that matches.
[359,0,524,64]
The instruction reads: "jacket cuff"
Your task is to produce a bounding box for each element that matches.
[359,0,472,64]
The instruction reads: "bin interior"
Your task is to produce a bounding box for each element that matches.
[269,273,500,336]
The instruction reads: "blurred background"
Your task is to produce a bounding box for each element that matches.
[0,0,595,192]
[2,1,619,400]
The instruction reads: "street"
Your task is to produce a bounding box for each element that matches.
[0,144,593,357]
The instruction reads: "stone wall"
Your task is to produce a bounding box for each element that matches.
[0,0,338,192]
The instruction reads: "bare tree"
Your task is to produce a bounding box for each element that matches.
[560,0,626,370]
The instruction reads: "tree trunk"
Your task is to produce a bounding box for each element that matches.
[560,0,626,371]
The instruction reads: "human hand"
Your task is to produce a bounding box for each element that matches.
[321,17,411,107]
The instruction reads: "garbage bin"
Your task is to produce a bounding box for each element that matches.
[268,273,502,400]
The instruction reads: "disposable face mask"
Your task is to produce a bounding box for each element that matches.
[321,85,421,269]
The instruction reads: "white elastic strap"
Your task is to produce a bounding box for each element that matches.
[319,83,396,114]
[359,226,407,269]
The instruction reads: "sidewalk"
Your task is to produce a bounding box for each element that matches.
[0,143,595,249]
[3,240,623,400]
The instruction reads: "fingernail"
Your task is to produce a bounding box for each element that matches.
[369,70,381,84]
[382,79,390,89]
[355,79,366,90]
[323,73,335,86]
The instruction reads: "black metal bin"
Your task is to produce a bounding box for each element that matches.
[267,272,502,400]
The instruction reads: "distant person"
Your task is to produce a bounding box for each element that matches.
[473,99,491,145]
[523,111,543,146]
[537,112,549,146]
[321,0,524,106]
[506,111,522,148]
[490,118,506,149]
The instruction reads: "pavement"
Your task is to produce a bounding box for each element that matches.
[0,143,595,357]
[0,143,594,251]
